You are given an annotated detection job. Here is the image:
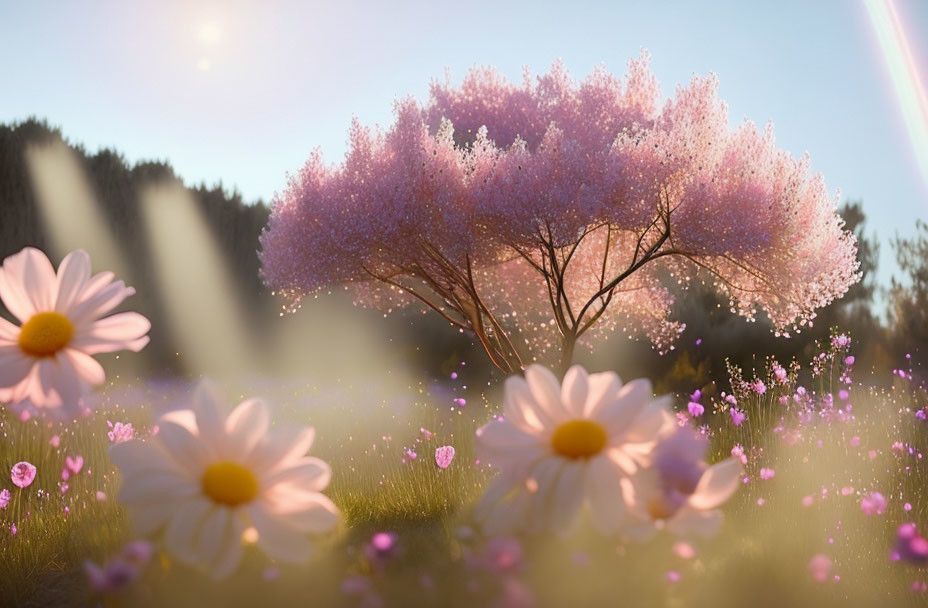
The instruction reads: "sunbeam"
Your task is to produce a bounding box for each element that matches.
[140,180,255,377]
[25,141,129,277]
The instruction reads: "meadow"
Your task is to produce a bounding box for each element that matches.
[1,335,927,607]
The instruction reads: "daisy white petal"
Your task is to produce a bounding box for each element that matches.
[265,457,331,492]
[587,455,628,534]
[475,420,544,473]
[63,349,106,385]
[225,398,271,456]
[582,371,621,418]
[36,356,84,408]
[71,312,151,354]
[523,457,564,531]
[0,345,32,387]
[109,441,183,477]
[194,507,231,567]
[687,458,743,510]
[158,409,198,434]
[246,503,312,563]
[265,493,339,533]
[0,316,21,342]
[209,515,247,580]
[547,461,586,533]
[598,378,653,436]
[502,374,552,433]
[165,498,213,564]
[118,472,199,504]
[249,426,316,473]
[622,395,673,443]
[67,280,133,327]
[0,258,37,322]
[54,250,92,312]
[524,364,569,422]
[156,422,212,474]
[560,365,589,418]
[192,384,226,450]
[129,501,176,536]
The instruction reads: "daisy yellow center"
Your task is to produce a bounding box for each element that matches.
[201,462,259,507]
[18,312,74,357]
[550,419,608,459]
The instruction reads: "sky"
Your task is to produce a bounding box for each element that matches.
[2,0,927,289]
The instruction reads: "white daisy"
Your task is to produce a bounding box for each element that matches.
[623,428,742,539]
[110,386,339,578]
[474,364,674,535]
[0,247,150,411]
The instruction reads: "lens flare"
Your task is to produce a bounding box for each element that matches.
[864,0,928,191]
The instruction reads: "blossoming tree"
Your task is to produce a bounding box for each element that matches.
[260,53,860,373]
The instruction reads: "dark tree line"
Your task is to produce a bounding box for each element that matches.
[890,220,928,374]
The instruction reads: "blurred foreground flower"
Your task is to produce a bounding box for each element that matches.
[892,523,928,564]
[0,247,150,411]
[861,492,887,516]
[84,540,153,595]
[110,385,339,578]
[808,553,834,583]
[623,428,741,539]
[474,364,673,535]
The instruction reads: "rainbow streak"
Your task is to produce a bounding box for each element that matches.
[864,0,928,190]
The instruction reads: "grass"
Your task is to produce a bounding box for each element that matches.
[1,346,927,606]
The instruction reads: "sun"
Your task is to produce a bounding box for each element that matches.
[199,22,221,45]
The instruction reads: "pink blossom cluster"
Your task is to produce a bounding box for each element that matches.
[260,52,859,369]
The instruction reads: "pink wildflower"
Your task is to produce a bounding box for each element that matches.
[11,461,36,488]
[65,455,83,475]
[892,524,928,564]
[773,365,788,383]
[106,422,135,444]
[730,408,746,426]
[861,492,887,516]
[731,444,748,465]
[808,554,833,582]
[435,445,455,469]
[687,401,704,417]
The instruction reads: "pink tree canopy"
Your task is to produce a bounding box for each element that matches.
[259,52,860,373]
